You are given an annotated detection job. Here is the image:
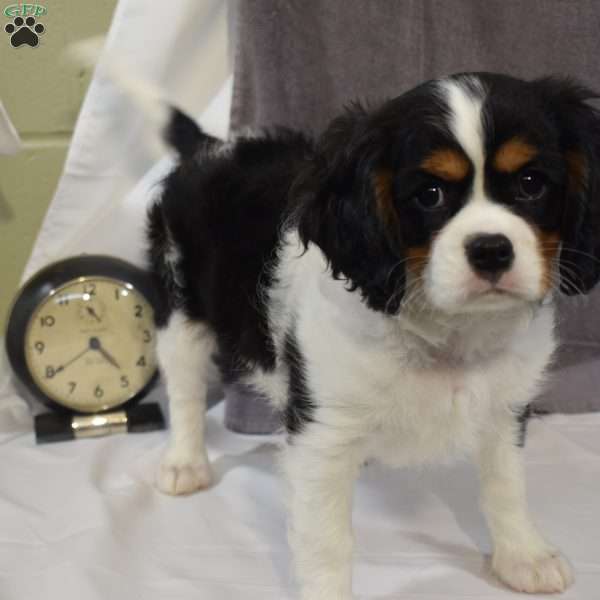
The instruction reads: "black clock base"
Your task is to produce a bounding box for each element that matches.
[35,403,165,444]
[35,412,74,443]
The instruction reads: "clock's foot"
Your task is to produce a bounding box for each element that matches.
[156,454,213,495]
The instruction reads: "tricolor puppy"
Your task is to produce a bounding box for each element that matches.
[148,73,600,599]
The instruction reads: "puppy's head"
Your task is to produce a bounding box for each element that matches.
[295,74,600,315]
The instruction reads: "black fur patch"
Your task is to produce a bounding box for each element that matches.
[283,328,314,434]
[477,74,600,294]
[146,202,177,328]
[164,108,218,158]
[147,120,314,384]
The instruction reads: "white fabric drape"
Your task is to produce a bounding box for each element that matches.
[0,400,599,599]
[23,0,231,279]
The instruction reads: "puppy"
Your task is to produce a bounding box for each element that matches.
[148,73,600,599]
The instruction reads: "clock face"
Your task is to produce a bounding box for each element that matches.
[24,276,157,413]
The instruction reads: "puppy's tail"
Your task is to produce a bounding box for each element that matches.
[163,108,218,158]
[67,35,220,159]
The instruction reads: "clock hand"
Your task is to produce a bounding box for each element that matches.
[97,346,121,369]
[89,337,121,369]
[57,335,103,372]
[55,346,90,373]
[85,306,102,322]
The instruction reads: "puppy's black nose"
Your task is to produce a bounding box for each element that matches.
[465,233,514,281]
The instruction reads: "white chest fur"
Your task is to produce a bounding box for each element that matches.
[259,234,557,468]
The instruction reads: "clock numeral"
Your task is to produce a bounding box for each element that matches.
[68,381,77,394]
[134,304,143,318]
[45,366,55,379]
[83,283,96,296]
[136,355,146,367]
[120,375,130,388]
[94,385,104,398]
[40,315,55,327]
[115,288,121,300]
[143,329,152,343]
[34,341,45,354]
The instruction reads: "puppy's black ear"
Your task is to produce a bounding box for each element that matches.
[539,79,600,294]
[293,104,406,313]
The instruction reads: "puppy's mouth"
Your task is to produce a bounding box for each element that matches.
[422,263,541,315]
[480,287,518,297]
[467,282,530,306]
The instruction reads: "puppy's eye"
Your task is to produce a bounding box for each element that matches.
[518,170,547,201]
[414,186,445,210]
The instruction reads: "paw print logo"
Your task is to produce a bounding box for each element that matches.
[5,16,45,48]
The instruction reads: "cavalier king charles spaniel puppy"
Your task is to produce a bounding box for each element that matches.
[148,73,600,599]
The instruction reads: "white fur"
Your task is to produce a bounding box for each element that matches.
[157,236,570,598]
[479,415,574,593]
[155,76,573,598]
[441,77,486,200]
[67,36,175,158]
[426,200,547,313]
[269,233,569,599]
[156,311,215,494]
[428,78,550,315]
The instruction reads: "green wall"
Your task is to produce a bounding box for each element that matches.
[0,0,117,330]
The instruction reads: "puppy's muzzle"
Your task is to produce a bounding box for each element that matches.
[465,233,514,283]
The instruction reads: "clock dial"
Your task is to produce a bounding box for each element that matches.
[24,277,157,412]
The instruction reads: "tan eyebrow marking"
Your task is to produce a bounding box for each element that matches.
[493,137,538,172]
[420,148,470,182]
[533,228,561,295]
[373,169,397,226]
[406,244,430,278]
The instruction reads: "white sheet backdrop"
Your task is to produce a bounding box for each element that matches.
[1,2,600,598]
[23,0,231,279]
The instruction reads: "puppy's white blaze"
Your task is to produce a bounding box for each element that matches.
[441,77,487,201]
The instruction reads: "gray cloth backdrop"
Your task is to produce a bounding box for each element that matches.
[226,0,600,420]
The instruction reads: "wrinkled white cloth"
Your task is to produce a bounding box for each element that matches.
[0,389,599,599]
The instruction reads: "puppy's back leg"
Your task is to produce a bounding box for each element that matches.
[155,310,216,495]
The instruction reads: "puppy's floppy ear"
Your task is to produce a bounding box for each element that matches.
[539,78,600,294]
[292,104,406,313]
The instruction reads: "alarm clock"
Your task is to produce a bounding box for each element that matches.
[5,255,165,443]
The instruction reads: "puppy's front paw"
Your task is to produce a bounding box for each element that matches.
[156,454,213,495]
[492,548,574,594]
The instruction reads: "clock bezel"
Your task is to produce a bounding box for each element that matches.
[6,255,161,416]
